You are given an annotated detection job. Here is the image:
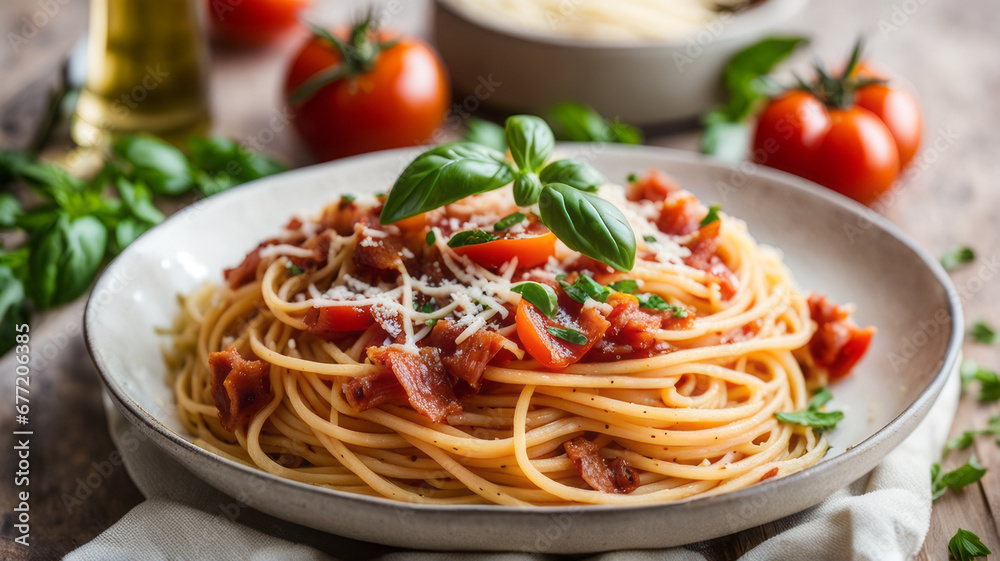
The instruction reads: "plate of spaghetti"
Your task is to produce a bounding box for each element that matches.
[85,124,960,552]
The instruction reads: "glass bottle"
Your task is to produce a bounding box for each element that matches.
[72,0,211,147]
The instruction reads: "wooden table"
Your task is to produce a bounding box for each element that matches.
[1,0,998,559]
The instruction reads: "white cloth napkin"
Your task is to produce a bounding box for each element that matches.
[67,369,959,561]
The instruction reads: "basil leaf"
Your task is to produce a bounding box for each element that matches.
[114,136,195,196]
[945,431,977,453]
[559,274,609,304]
[931,456,987,501]
[774,387,843,435]
[636,294,688,318]
[186,136,285,186]
[115,177,165,225]
[700,204,722,227]
[608,280,638,294]
[538,159,606,193]
[286,262,304,275]
[538,183,636,272]
[0,193,22,228]
[548,102,642,145]
[643,235,657,243]
[464,118,507,153]
[425,230,436,245]
[494,212,526,231]
[941,246,975,271]
[547,326,587,345]
[28,213,108,309]
[807,386,834,409]
[0,263,28,355]
[113,217,150,252]
[949,528,991,561]
[447,229,498,248]
[505,115,554,173]
[512,281,559,318]
[0,150,85,208]
[971,321,997,344]
[700,113,749,162]
[380,142,514,224]
[960,359,1000,401]
[513,171,543,206]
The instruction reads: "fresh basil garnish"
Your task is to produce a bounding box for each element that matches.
[505,115,554,173]
[512,281,559,318]
[113,135,195,196]
[447,229,498,248]
[512,171,543,207]
[538,159,606,193]
[538,183,636,272]
[494,212,527,231]
[559,273,609,304]
[380,142,515,224]
[547,326,587,345]
[464,118,507,153]
[636,293,688,317]
[700,204,722,227]
[932,456,986,501]
[28,213,108,309]
[425,230,436,245]
[608,280,638,294]
[774,387,844,435]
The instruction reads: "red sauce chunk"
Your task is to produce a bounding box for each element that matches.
[626,168,681,202]
[806,293,876,380]
[563,437,640,494]
[682,220,738,300]
[208,347,274,432]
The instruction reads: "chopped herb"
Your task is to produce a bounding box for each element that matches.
[970,321,997,344]
[341,194,356,203]
[414,301,437,314]
[512,281,559,318]
[494,212,526,231]
[426,230,436,246]
[555,273,567,281]
[643,235,657,243]
[447,229,497,248]
[608,280,638,294]
[425,319,438,327]
[559,273,609,304]
[636,293,688,318]
[931,456,986,501]
[949,528,991,561]
[547,326,587,345]
[285,261,304,275]
[960,359,1000,401]
[940,246,975,270]
[627,173,639,183]
[774,387,844,435]
[700,204,722,227]
[945,431,977,454]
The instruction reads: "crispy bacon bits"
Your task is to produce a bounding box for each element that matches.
[208,347,274,432]
[563,437,640,494]
[365,345,462,423]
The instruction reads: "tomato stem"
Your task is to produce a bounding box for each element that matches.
[797,37,886,110]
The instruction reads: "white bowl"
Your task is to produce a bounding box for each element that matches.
[432,0,808,125]
[85,144,960,552]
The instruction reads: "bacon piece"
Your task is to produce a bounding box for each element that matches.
[366,345,462,423]
[563,437,640,494]
[586,293,688,361]
[319,199,376,236]
[208,347,273,432]
[289,231,334,270]
[626,168,681,202]
[423,320,507,389]
[806,293,876,380]
[353,228,403,271]
[683,221,738,300]
[343,370,409,411]
[223,239,278,289]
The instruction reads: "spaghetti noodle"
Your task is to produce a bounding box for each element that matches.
[165,168,872,506]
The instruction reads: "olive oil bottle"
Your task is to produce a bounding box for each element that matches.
[72,0,210,147]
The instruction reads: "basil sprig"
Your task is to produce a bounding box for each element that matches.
[511,281,558,318]
[381,116,636,271]
[774,387,844,435]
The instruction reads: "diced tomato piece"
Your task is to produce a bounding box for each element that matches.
[626,168,681,202]
[656,192,704,236]
[453,232,557,270]
[683,221,738,300]
[515,299,610,369]
[304,305,375,335]
[806,293,876,380]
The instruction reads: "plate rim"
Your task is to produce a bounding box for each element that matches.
[83,143,963,519]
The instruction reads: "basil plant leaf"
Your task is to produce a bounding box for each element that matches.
[511,281,559,318]
[113,135,195,196]
[28,213,108,309]
[539,159,606,193]
[0,264,29,356]
[513,171,543,207]
[538,183,636,272]
[505,115,554,173]
[380,142,514,224]
[464,118,507,153]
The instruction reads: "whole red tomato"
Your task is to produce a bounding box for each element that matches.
[207,0,309,47]
[285,18,450,161]
[752,46,921,206]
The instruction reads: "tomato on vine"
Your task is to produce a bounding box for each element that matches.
[752,41,922,206]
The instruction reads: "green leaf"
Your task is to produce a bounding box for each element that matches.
[548,103,643,144]
[425,230,436,246]
[28,213,108,309]
[505,115,555,173]
[932,456,987,501]
[945,431,977,453]
[941,246,975,271]
[636,293,688,317]
[114,135,194,196]
[643,235,657,243]
[538,159,606,193]
[286,261,304,275]
[959,360,1000,401]
[700,114,750,162]
[608,280,638,294]
[494,212,526,232]
[447,229,498,248]
[0,263,29,356]
[538,183,636,272]
[970,321,997,344]
[115,177,165,225]
[547,326,587,345]
[774,386,843,435]
[113,217,150,252]
[511,281,559,318]
[700,204,722,227]
[949,528,991,561]
[0,193,22,228]
[513,171,544,207]
[380,142,514,224]
[464,118,507,153]
[559,273,610,304]
[186,136,285,187]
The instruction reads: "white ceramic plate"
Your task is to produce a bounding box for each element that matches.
[85,145,961,553]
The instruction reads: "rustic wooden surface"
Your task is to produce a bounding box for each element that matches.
[1,0,999,559]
